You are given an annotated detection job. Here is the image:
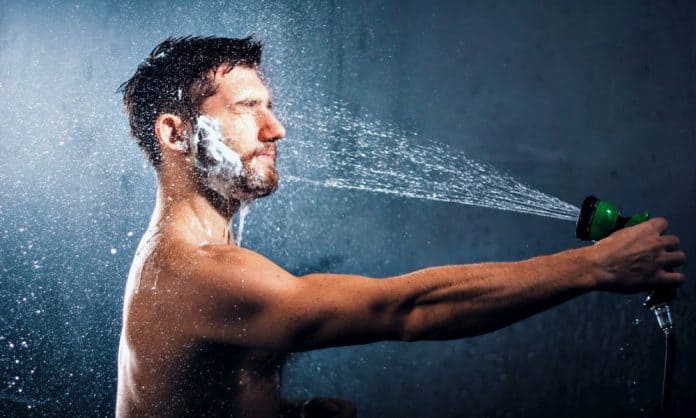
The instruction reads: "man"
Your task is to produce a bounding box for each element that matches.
[116,36,686,418]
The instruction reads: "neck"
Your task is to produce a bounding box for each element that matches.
[153,161,242,245]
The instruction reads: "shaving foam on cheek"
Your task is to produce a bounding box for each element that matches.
[191,114,244,199]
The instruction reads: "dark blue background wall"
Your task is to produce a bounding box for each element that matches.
[1,1,694,416]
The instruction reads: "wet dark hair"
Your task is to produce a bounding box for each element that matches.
[118,36,263,167]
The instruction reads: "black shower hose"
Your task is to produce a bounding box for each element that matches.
[661,329,675,418]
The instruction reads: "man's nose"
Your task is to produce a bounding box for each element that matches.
[259,110,286,142]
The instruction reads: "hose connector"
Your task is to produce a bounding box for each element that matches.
[644,288,677,334]
[652,304,674,334]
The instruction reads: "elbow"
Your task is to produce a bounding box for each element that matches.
[386,292,425,343]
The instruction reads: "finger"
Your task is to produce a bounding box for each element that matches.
[661,235,680,251]
[647,217,669,234]
[656,270,686,286]
[660,250,687,268]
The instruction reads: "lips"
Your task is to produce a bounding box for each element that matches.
[255,147,276,161]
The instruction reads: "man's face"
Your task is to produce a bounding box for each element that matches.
[192,65,285,201]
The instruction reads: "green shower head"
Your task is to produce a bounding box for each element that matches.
[576,196,650,241]
[576,196,676,416]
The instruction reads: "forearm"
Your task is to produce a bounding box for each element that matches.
[391,246,600,341]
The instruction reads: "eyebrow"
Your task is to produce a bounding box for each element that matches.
[232,96,274,108]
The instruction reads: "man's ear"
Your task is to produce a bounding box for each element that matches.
[155,113,190,153]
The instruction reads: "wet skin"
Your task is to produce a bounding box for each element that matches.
[118,66,356,417]
[118,228,287,417]
[116,66,686,417]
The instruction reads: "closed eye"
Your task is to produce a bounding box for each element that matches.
[231,98,273,112]
[239,99,260,108]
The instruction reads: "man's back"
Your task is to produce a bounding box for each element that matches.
[116,228,286,417]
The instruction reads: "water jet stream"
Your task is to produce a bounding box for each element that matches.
[278,99,580,222]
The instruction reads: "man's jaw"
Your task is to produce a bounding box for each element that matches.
[219,158,278,201]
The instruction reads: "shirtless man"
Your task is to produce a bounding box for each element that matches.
[115,36,686,417]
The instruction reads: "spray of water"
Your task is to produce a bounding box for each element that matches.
[278,98,580,222]
[235,201,252,247]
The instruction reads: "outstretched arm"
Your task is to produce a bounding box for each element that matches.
[187,218,684,351]
[387,247,594,341]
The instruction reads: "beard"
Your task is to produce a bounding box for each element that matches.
[191,115,278,202]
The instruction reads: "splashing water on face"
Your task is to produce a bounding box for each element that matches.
[191,115,262,245]
[191,115,244,201]
[278,97,580,222]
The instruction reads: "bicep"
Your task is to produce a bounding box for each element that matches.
[193,248,403,352]
[287,273,403,350]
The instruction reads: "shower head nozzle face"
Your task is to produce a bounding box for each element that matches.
[576,195,599,240]
[576,196,627,241]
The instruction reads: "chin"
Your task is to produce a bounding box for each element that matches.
[236,166,278,200]
[196,166,277,204]
[250,169,279,198]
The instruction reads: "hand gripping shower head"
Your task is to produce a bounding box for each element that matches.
[576,195,676,418]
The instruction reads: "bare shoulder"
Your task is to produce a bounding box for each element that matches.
[193,242,297,289]
[166,242,304,346]
[127,225,295,308]
[131,230,252,280]
[197,241,277,265]
[122,234,280,340]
